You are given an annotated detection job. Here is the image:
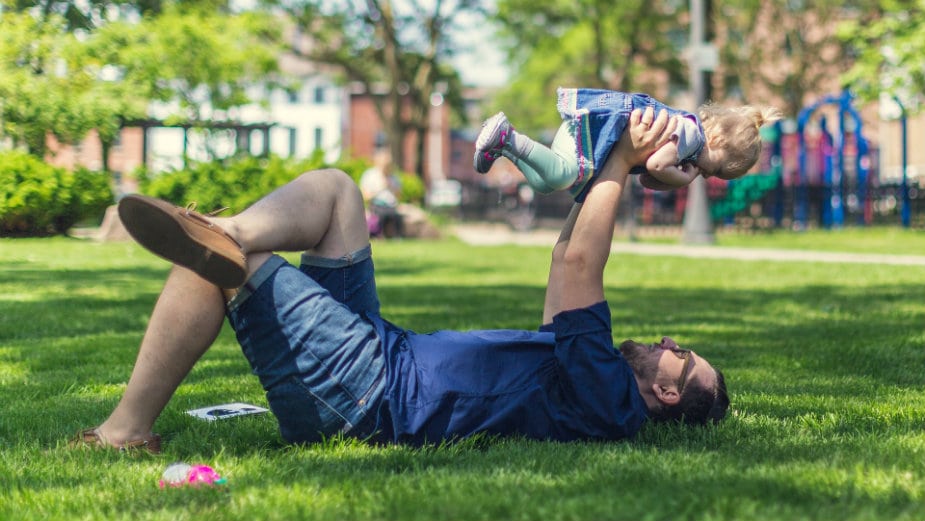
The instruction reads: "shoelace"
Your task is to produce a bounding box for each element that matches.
[185,202,230,217]
[181,202,245,251]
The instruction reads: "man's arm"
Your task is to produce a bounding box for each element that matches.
[542,203,580,323]
[543,107,677,321]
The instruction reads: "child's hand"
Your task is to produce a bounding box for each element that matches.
[680,162,701,179]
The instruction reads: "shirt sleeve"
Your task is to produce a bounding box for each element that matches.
[672,116,704,163]
[550,301,648,439]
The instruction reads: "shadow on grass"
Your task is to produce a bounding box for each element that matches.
[0,265,168,341]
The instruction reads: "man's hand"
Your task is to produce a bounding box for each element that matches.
[615,106,678,166]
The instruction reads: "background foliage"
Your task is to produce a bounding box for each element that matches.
[140,153,426,212]
[0,151,113,236]
[838,1,925,111]
[4,0,925,180]
[0,150,424,237]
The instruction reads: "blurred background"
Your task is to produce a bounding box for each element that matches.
[2,0,923,237]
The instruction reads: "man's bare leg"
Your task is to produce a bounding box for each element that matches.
[94,169,368,447]
[95,267,224,446]
[218,168,370,259]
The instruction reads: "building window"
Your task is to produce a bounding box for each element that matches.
[289,128,297,157]
[287,88,299,104]
[314,127,323,150]
[314,86,325,104]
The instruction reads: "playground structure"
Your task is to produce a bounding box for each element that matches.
[707,90,919,230]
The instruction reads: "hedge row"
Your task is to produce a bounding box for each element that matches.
[0,151,113,236]
[0,150,426,237]
[139,152,425,212]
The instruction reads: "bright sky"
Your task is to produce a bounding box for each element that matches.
[233,0,509,87]
[448,8,510,87]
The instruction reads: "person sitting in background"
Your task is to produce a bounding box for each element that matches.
[360,149,404,238]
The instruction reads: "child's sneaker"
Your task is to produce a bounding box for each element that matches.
[473,112,512,174]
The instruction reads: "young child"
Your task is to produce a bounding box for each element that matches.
[474,87,782,200]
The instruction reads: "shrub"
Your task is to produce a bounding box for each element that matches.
[56,167,114,231]
[139,153,328,212]
[139,152,427,209]
[397,172,425,204]
[0,151,113,236]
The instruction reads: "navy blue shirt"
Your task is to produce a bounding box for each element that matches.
[368,301,648,445]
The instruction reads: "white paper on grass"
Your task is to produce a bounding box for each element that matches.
[187,402,269,421]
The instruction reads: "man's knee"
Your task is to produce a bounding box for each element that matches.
[302,169,364,214]
[295,168,368,245]
[298,168,359,196]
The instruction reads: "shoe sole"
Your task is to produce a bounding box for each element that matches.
[118,195,246,288]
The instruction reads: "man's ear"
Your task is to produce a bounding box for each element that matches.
[651,384,681,406]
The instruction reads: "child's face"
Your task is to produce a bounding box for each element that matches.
[698,146,745,180]
[696,147,727,179]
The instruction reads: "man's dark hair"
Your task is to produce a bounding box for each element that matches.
[649,368,729,425]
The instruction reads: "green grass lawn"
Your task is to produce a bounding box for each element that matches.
[1,230,924,521]
[712,226,925,255]
[622,225,925,256]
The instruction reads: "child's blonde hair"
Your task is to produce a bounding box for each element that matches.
[699,104,783,179]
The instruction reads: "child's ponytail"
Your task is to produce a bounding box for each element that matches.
[740,106,783,129]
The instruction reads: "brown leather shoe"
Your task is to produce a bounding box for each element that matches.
[118,194,247,288]
[71,427,162,454]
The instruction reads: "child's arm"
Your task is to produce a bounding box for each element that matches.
[638,163,701,191]
[644,140,680,172]
[643,141,701,187]
[638,172,681,191]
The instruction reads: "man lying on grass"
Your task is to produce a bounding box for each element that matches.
[72,107,728,453]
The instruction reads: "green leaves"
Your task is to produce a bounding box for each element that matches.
[490,0,685,132]
[0,151,113,235]
[87,7,282,122]
[0,7,282,157]
[838,3,925,111]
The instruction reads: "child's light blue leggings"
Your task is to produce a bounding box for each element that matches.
[503,121,581,195]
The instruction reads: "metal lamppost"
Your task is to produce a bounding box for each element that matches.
[681,0,716,244]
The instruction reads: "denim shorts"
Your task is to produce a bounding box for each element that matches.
[226,246,386,444]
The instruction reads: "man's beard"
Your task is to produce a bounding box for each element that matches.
[619,340,660,381]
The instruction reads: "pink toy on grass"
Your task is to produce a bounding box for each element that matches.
[159,462,227,488]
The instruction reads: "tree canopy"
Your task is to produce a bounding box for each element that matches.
[839,1,925,113]
[490,0,685,134]
[0,3,280,162]
[279,0,477,174]
[6,0,923,177]
[488,0,896,125]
